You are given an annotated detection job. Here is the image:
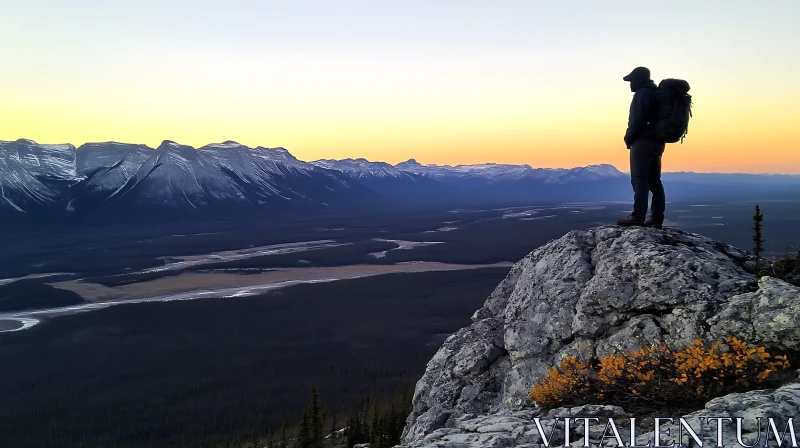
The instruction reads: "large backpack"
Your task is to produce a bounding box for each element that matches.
[653,79,692,143]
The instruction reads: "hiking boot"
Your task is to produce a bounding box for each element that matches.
[645,216,664,229]
[616,215,645,227]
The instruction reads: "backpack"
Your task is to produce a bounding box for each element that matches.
[653,79,692,144]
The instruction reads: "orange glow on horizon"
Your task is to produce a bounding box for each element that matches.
[3,5,799,175]
[5,77,799,175]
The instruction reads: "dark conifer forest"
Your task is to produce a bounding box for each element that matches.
[0,269,508,448]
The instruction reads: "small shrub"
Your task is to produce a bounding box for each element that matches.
[527,357,593,409]
[764,249,800,286]
[529,338,791,411]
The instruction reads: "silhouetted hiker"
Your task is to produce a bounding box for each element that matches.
[617,66,666,229]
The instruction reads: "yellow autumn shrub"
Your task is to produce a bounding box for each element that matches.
[529,337,790,410]
[528,357,593,408]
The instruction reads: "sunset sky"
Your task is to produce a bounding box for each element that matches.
[3,0,799,173]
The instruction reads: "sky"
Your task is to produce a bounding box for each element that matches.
[2,0,799,173]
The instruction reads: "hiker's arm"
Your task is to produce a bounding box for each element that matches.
[624,90,655,148]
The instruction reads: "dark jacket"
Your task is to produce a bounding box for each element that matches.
[624,78,659,149]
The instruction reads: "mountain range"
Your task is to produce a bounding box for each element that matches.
[2,138,799,218]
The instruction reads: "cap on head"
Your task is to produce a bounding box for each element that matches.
[623,66,650,82]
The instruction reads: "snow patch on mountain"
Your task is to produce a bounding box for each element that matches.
[0,139,80,211]
[312,158,415,179]
[395,159,624,183]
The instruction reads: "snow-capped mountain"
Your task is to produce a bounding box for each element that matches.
[395,159,625,183]
[0,139,78,212]
[389,158,630,203]
[558,164,627,182]
[80,140,252,209]
[0,139,374,215]
[396,159,539,181]
[311,158,451,202]
[190,142,372,207]
[0,138,632,215]
[312,158,413,179]
[75,142,157,208]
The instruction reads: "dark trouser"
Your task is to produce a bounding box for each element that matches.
[630,138,666,220]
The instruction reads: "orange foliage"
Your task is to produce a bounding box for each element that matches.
[529,337,790,410]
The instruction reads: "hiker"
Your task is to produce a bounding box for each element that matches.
[617,66,666,229]
[616,69,692,229]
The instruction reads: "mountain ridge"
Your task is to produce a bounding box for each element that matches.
[3,138,800,218]
[7,137,800,177]
[0,138,629,216]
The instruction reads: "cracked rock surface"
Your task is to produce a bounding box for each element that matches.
[400,384,800,448]
[402,226,800,446]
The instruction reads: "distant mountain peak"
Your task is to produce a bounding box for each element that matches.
[580,164,625,176]
[252,146,300,163]
[200,141,249,150]
[311,157,413,180]
[78,142,153,153]
[157,140,194,151]
[255,146,290,154]
[216,140,245,147]
[584,163,621,170]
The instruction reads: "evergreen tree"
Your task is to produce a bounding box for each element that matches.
[345,416,356,448]
[251,424,260,448]
[360,398,370,443]
[280,421,288,448]
[753,204,765,270]
[330,413,338,443]
[346,410,368,448]
[308,385,324,448]
[369,402,381,448]
[299,410,311,448]
[386,403,398,446]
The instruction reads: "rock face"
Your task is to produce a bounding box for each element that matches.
[402,226,800,447]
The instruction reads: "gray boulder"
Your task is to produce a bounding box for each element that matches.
[709,276,800,351]
[630,383,800,448]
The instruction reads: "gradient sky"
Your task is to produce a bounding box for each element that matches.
[2,0,799,173]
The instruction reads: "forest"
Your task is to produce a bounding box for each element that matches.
[0,268,509,448]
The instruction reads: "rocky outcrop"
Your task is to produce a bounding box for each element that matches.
[409,383,800,448]
[402,226,800,447]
